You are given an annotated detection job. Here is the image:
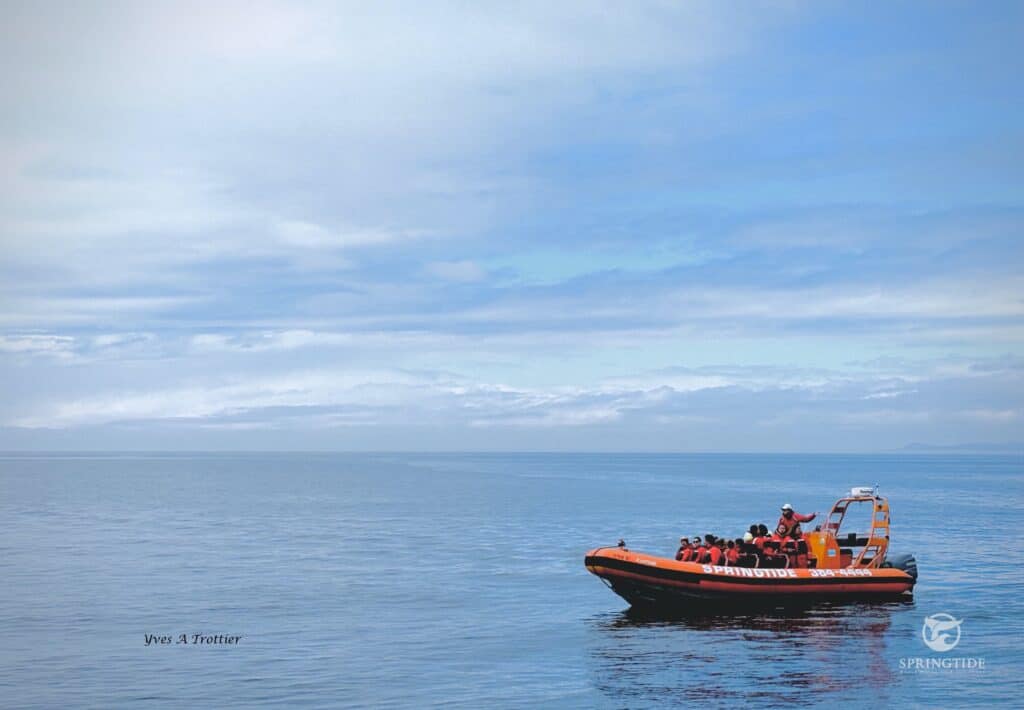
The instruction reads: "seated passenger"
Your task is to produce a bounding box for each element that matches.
[681,538,698,562]
[753,524,769,551]
[693,539,708,564]
[760,538,785,567]
[725,539,739,565]
[706,535,724,565]
[675,537,691,561]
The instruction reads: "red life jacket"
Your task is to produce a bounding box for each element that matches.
[753,536,766,550]
[776,511,815,538]
[726,548,739,564]
[694,545,708,562]
[708,546,724,565]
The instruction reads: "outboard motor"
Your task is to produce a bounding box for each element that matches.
[882,552,918,581]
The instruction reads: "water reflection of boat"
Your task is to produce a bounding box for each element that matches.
[586,488,917,611]
[586,602,902,705]
[604,599,909,630]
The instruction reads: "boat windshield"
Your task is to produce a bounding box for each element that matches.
[829,499,875,544]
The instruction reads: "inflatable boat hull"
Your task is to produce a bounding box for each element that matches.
[585,547,915,609]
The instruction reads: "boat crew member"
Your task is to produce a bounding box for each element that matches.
[777,503,816,539]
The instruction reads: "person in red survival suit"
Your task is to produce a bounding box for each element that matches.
[693,537,709,564]
[776,503,816,539]
[725,540,740,565]
[753,524,769,550]
[675,537,692,561]
[706,535,724,565]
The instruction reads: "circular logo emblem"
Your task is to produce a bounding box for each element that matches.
[922,613,962,652]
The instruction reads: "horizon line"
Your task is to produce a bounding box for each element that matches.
[0,448,1020,456]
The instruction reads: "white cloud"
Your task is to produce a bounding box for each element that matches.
[11,369,436,428]
[275,221,413,250]
[189,330,355,352]
[0,335,75,359]
[861,389,914,400]
[91,333,155,348]
[0,295,202,328]
[1,351,1019,453]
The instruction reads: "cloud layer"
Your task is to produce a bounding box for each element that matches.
[1,2,1022,450]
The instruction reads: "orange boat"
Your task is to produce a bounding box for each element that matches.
[585,487,917,609]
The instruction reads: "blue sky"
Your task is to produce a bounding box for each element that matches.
[1,1,1021,451]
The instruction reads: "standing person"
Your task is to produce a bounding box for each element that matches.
[776,504,817,539]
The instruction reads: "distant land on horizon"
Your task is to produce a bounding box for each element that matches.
[898,442,1024,454]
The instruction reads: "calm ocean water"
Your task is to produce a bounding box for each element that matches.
[1,452,1022,708]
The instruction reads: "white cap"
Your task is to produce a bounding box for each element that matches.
[743,532,754,543]
[781,503,793,511]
